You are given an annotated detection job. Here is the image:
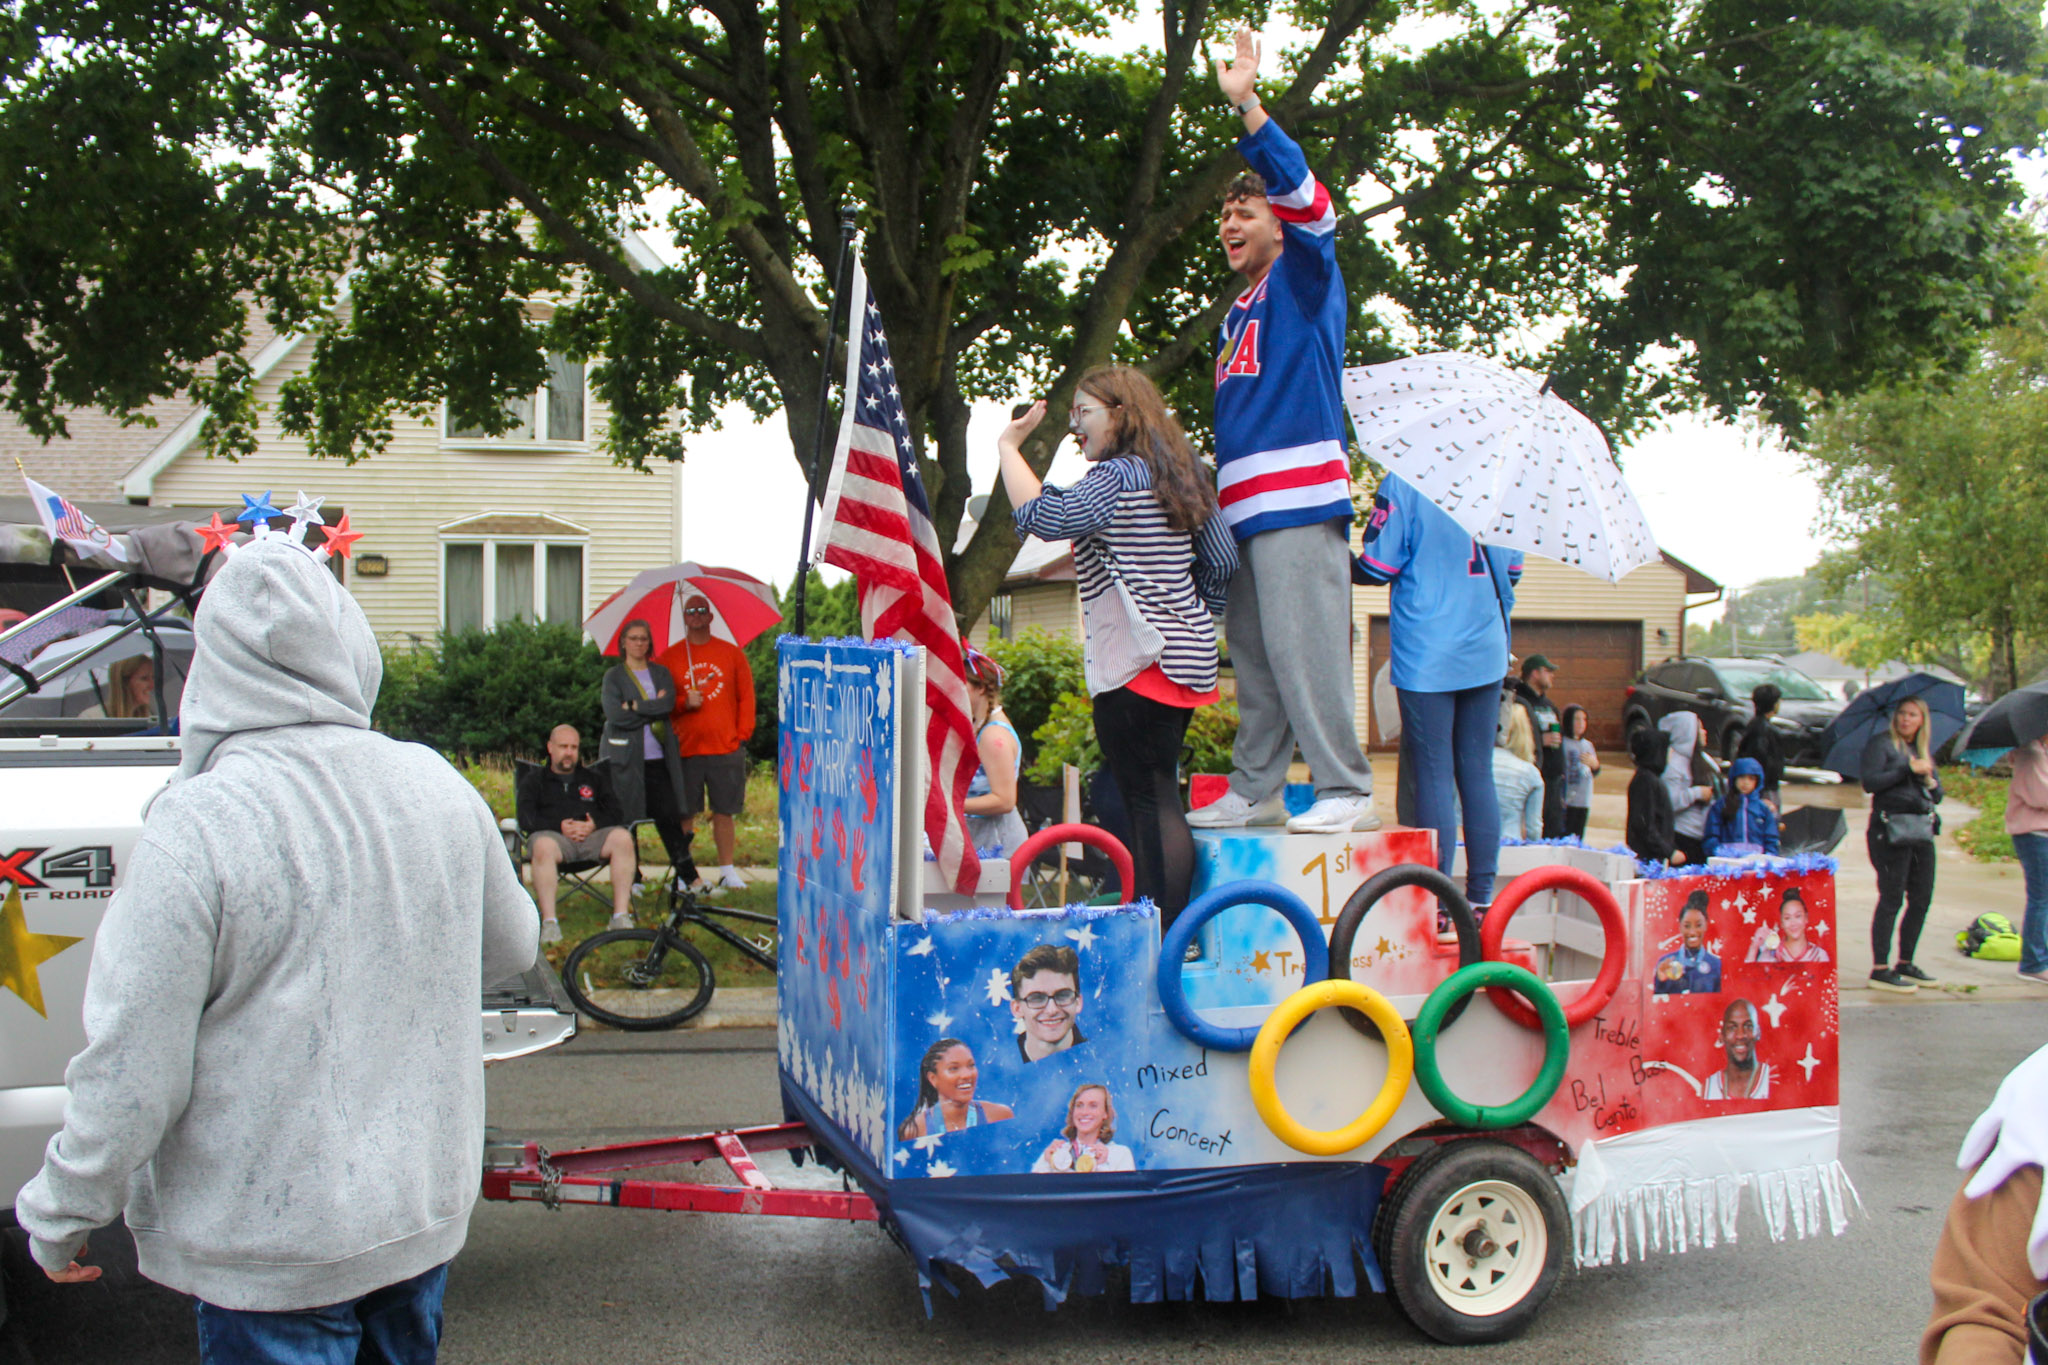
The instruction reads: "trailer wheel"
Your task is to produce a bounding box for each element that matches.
[1376,1139,1568,1345]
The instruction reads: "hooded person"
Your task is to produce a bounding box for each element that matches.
[1659,711,1717,867]
[1705,755,1780,858]
[16,536,539,1357]
[1626,725,1679,866]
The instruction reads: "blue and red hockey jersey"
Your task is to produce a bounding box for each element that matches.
[1213,118,1353,542]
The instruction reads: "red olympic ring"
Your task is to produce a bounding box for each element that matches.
[1006,824,1136,911]
[1478,865,1627,1030]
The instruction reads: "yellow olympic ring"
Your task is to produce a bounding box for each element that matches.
[1248,979,1415,1157]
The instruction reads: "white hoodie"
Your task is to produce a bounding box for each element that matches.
[18,538,539,1310]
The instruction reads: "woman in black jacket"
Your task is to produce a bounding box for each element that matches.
[1737,683,1785,811]
[601,618,695,895]
[1862,695,1942,994]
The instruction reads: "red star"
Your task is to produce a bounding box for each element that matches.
[194,513,236,556]
[322,512,363,559]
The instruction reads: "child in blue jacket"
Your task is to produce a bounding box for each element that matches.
[1705,756,1781,857]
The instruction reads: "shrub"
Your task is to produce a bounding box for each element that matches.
[1026,690,1100,783]
[988,629,1084,767]
[1184,696,1239,773]
[373,619,607,759]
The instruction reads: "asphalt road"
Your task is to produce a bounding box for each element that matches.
[7,998,2046,1364]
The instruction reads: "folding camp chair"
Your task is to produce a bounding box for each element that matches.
[502,759,656,916]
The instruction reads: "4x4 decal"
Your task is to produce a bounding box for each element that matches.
[0,846,117,891]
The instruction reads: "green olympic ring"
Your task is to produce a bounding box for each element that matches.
[1412,962,1570,1130]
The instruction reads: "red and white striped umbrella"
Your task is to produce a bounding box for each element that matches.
[583,563,781,656]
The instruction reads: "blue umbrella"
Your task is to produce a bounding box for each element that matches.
[1818,672,1967,779]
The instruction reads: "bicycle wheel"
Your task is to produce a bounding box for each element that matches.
[560,928,715,1031]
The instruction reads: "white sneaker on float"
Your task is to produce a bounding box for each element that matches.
[1286,794,1381,834]
[1185,791,1289,829]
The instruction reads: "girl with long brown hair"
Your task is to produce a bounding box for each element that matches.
[997,366,1236,929]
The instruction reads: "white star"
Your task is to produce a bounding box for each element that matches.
[928,1159,957,1178]
[1760,993,1788,1029]
[926,1010,953,1031]
[907,936,935,957]
[984,967,1011,1007]
[1812,920,1830,938]
[866,361,882,378]
[284,491,324,540]
[880,355,893,374]
[1741,906,1757,925]
[914,1132,943,1151]
[887,383,901,402]
[1796,1044,1821,1082]
[864,394,879,410]
[1065,924,1098,952]
[893,1148,911,1167]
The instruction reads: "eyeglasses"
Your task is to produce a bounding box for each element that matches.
[1068,403,1115,422]
[1018,989,1079,1009]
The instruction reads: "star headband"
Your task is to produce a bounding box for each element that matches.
[192,491,362,563]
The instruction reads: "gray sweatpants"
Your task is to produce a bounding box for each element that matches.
[1223,520,1373,801]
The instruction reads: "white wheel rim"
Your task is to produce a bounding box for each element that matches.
[1422,1178,1547,1317]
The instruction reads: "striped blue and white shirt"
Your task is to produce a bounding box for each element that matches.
[1012,458,1236,695]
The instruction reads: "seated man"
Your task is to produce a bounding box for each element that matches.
[517,724,638,942]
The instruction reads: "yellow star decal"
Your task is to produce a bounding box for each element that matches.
[0,883,81,1019]
[1375,936,1395,957]
[1250,949,1271,973]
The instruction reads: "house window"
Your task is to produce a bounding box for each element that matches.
[441,541,586,631]
[987,591,1014,642]
[444,353,586,444]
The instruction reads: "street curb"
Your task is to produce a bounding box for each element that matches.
[573,986,777,1032]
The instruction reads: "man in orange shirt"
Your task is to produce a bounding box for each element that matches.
[657,595,755,892]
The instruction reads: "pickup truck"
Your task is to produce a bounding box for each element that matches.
[0,577,576,1324]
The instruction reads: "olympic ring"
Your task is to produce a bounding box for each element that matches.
[1158,881,1329,1052]
[1005,824,1134,911]
[1328,863,1480,1040]
[1413,963,1570,1129]
[1478,865,1628,1030]
[1248,980,1414,1156]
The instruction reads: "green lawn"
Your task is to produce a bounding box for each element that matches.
[1943,766,2014,863]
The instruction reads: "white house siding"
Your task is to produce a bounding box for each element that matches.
[968,580,1082,649]
[143,332,680,644]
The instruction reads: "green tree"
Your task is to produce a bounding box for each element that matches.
[5,0,2043,634]
[1802,280,2048,697]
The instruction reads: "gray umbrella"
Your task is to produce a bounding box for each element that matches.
[1952,679,2048,761]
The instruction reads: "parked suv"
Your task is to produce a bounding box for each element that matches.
[1622,658,1844,765]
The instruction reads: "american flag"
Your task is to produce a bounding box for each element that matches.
[20,472,127,563]
[817,249,981,895]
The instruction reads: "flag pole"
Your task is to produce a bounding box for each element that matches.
[790,209,861,638]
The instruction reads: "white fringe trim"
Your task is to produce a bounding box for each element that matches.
[1573,1161,1863,1268]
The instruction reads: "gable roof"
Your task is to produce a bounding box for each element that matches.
[0,312,282,504]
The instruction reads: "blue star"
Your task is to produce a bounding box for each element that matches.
[236,490,280,525]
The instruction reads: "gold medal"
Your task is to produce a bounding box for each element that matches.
[1076,1151,1096,1173]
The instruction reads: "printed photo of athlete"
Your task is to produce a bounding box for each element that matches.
[1009,943,1087,1063]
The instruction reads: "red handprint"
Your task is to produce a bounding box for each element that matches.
[859,755,879,826]
[836,908,853,979]
[827,975,843,1030]
[799,742,813,793]
[810,821,824,860]
[831,808,847,863]
[780,747,792,790]
[795,856,808,894]
[849,829,867,892]
[792,920,808,966]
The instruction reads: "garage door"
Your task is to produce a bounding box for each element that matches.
[1365,618,1641,752]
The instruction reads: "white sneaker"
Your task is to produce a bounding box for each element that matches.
[609,912,635,930]
[717,869,747,892]
[540,920,563,945]
[1186,791,1288,829]
[2018,967,2048,986]
[1287,794,1381,834]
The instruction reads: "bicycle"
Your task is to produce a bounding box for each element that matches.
[559,876,778,1031]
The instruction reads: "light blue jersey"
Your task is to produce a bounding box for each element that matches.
[1354,473,1524,693]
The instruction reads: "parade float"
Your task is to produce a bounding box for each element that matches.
[487,633,1858,1345]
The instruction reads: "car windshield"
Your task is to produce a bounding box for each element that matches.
[1715,664,1831,702]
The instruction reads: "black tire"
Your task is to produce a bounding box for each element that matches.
[560,928,715,1031]
[1328,864,1479,1040]
[1376,1139,1570,1345]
